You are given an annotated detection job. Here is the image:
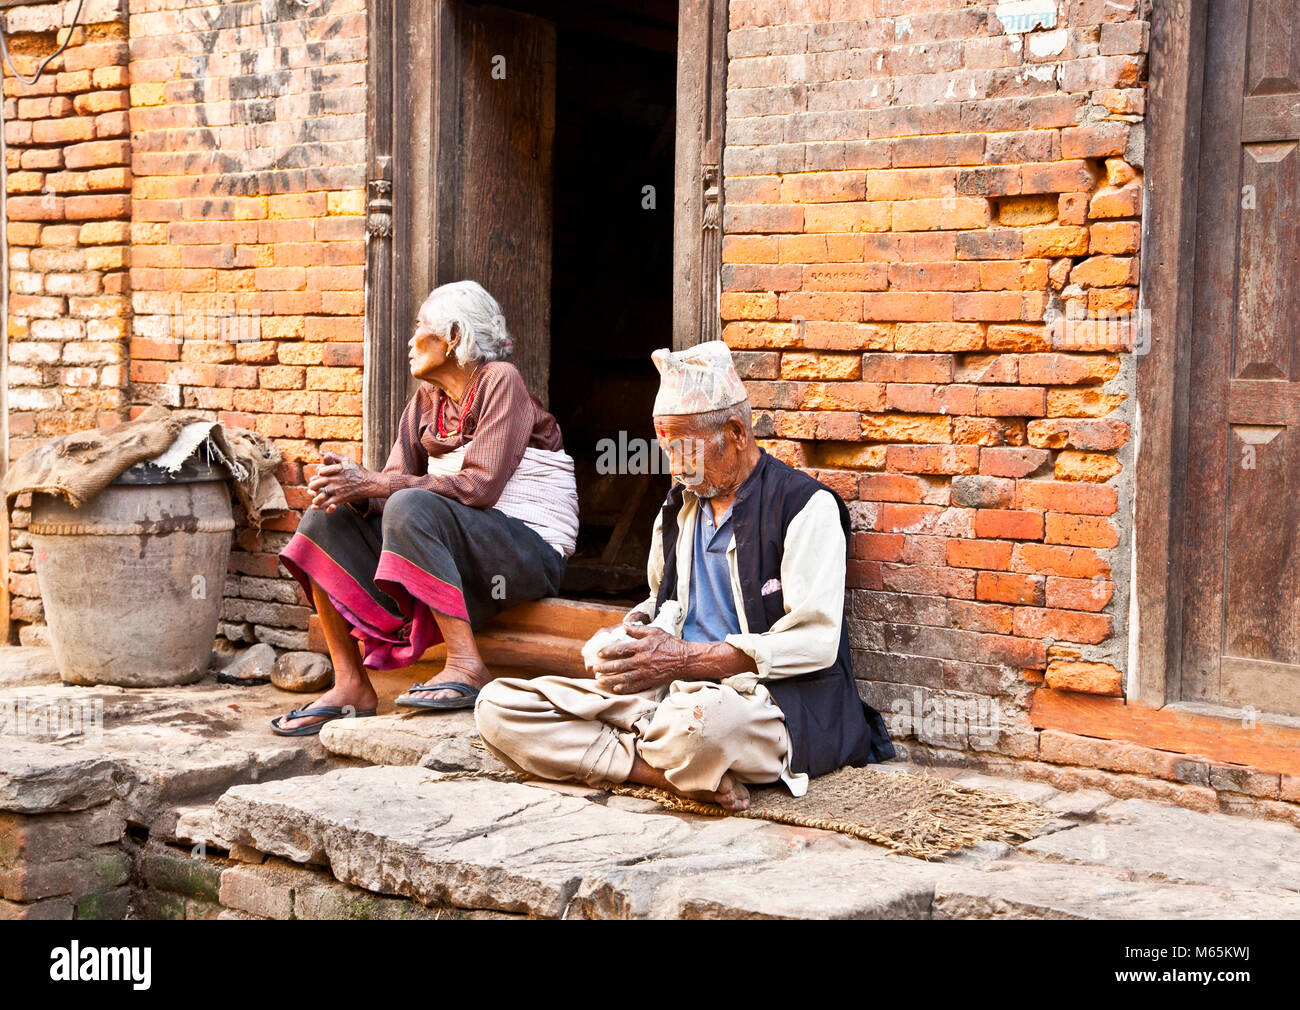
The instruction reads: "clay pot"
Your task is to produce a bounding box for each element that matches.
[29,456,234,687]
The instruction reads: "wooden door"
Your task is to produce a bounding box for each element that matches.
[364,0,555,467]
[673,0,727,351]
[1181,0,1300,716]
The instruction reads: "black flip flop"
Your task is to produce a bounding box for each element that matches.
[393,681,480,711]
[269,704,377,736]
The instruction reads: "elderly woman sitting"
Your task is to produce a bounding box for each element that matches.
[271,281,579,734]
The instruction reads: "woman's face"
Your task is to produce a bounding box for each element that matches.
[408,320,455,380]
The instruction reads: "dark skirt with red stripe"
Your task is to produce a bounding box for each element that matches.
[280,487,565,670]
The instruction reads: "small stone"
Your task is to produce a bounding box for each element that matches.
[209,638,240,671]
[216,643,277,685]
[270,651,333,693]
[18,625,52,649]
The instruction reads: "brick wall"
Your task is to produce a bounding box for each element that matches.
[4,0,134,632]
[722,0,1148,757]
[125,0,367,650]
[3,0,368,647]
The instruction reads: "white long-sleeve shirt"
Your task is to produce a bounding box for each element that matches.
[629,487,848,796]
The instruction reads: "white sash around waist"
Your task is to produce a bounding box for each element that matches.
[427,445,580,557]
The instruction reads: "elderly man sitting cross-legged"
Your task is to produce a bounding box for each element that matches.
[475,341,895,811]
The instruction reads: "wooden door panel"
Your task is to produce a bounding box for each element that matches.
[438,3,555,407]
[1182,0,1300,715]
[1236,142,1298,380]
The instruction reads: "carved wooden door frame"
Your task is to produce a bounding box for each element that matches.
[1135,1,1207,707]
[362,0,727,465]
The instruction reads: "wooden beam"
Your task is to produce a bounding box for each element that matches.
[1030,688,1300,777]
[1132,2,1208,706]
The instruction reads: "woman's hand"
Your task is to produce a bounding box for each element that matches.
[308,452,381,512]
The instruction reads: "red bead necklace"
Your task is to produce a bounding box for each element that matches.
[435,363,485,439]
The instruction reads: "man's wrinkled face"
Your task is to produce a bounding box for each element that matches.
[654,414,732,499]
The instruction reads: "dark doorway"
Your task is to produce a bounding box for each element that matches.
[524,1,678,600]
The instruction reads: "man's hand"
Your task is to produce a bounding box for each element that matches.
[591,624,696,695]
[622,609,650,631]
[308,452,380,513]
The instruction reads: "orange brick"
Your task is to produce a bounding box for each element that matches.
[986,325,1050,352]
[861,413,952,444]
[803,202,891,233]
[976,386,1046,417]
[947,538,1013,570]
[780,171,867,203]
[851,532,905,562]
[861,352,953,383]
[1045,512,1120,548]
[720,292,778,320]
[973,509,1043,540]
[885,383,977,415]
[1089,221,1141,254]
[976,571,1044,606]
[891,198,990,232]
[1045,576,1114,612]
[884,444,977,474]
[1014,480,1117,515]
[1011,542,1110,579]
[722,235,778,264]
[1014,607,1112,645]
[1070,255,1138,287]
[893,322,983,352]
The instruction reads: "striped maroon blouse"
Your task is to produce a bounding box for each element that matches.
[364,361,564,516]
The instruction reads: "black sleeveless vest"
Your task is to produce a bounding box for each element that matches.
[653,449,895,778]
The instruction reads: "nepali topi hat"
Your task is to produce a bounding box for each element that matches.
[651,340,749,416]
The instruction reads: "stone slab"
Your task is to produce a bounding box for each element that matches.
[318,710,482,767]
[1020,798,1300,892]
[0,739,123,813]
[934,861,1300,919]
[213,766,719,918]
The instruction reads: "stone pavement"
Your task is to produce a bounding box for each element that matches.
[3,647,1299,919]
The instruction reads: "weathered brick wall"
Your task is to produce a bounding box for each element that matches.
[4,0,368,647]
[4,0,134,633]
[723,0,1147,757]
[125,0,367,650]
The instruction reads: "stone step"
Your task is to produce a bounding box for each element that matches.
[209,765,1300,919]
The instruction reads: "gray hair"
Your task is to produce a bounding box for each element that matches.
[417,280,514,366]
[686,399,752,439]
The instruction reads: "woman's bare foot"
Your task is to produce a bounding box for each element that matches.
[275,683,378,732]
[395,657,493,705]
[627,756,751,812]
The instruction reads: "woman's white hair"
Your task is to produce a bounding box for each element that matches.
[417,280,514,366]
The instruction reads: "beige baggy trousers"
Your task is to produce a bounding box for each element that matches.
[474,674,790,794]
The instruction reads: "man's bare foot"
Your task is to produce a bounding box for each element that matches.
[682,772,751,812]
[627,756,750,812]
[395,657,492,705]
[275,684,378,732]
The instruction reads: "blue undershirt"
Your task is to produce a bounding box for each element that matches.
[680,499,742,644]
